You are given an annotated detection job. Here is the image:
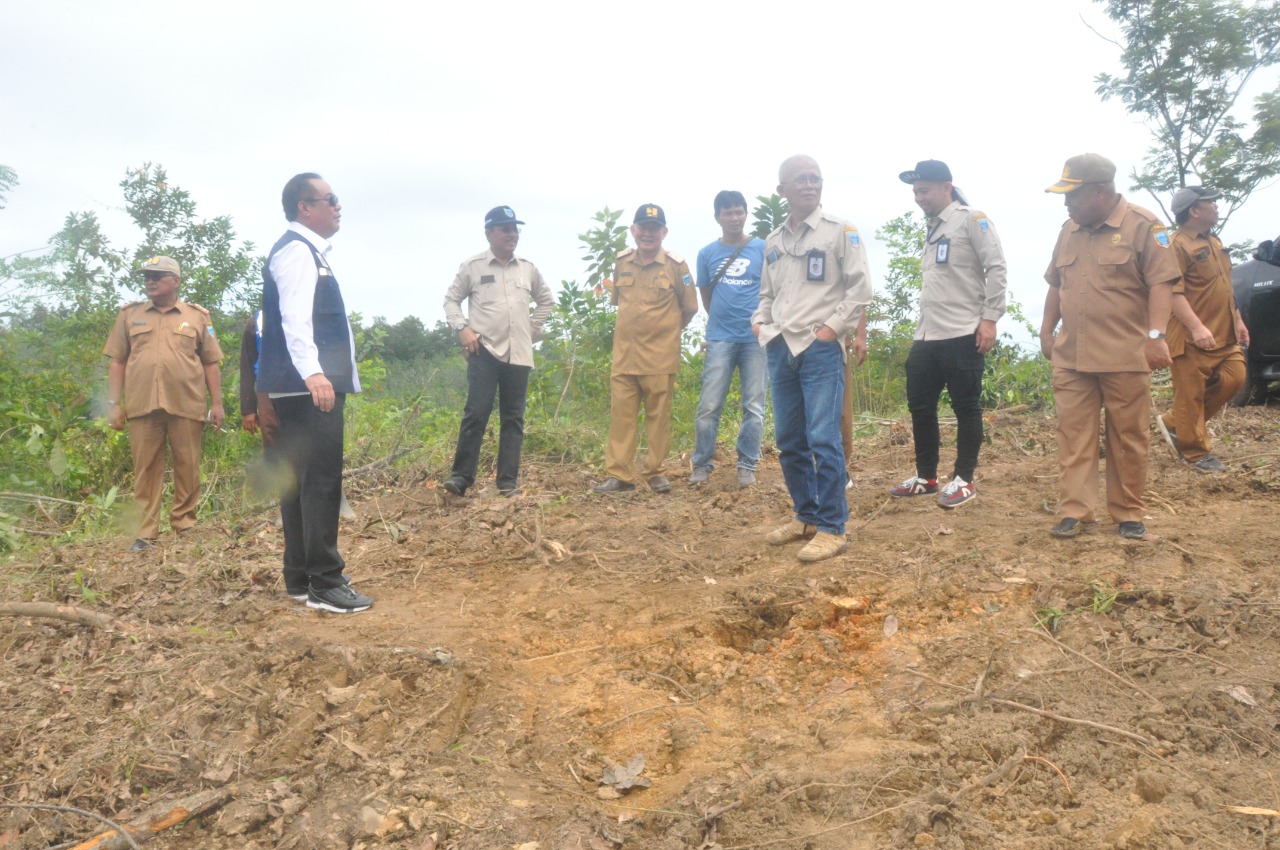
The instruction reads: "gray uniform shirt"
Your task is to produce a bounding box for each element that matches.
[753,208,873,357]
[917,201,1008,340]
[443,250,554,367]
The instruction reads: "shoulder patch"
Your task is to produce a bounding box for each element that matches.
[972,213,990,233]
[207,325,217,338]
[844,226,860,249]
[1151,224,1170,248]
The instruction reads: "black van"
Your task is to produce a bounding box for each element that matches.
[1231,237,1280,405]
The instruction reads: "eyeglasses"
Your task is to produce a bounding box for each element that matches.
[142,272,176,281]
[786,175,823,187]
[303,194,339,207]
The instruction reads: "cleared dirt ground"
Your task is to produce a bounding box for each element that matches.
[2,406,1279,850]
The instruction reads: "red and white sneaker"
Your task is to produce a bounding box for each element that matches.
[889,476,939,498]
[936,476,976,509]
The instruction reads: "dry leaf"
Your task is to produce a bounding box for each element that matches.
[703,576,717,585]
[1225,805,1280,816]
[1218,685,1257,707]
[883,614,899,637]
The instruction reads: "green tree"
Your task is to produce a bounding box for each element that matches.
[1093,0,1280,228]
[0,165,16,210]
[751,194,787,238]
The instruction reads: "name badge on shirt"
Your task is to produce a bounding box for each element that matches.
[318,267,331,277]
[480,274,496,284]
[935,238,950,264]
[807,250,825,281]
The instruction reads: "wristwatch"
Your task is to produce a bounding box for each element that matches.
[454,322,467,332]
[1147,329,1166,340]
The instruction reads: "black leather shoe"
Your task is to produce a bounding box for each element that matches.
[1050,518,1085,539]
[593,477,636,493]
[647,475,672,493]
[129,538,155,551]
[1118,521,1146,540]
[442,478,466,497]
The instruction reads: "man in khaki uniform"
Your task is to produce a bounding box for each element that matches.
[594,204,698,494]
[1155,185,1249,473]
[1040,154,1177,540]
[104,256,224,550]
[442,205,554,497]
[753,155,873,562]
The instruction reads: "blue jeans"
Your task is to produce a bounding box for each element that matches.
[767,336,848,534]
[692,339,766,471]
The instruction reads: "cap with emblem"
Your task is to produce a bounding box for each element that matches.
[1170,186,1222,216]
[484,206,524,228]
[633,204,667,226]
[899,160,953,184]
[138,256,181,276]
[1045,153,1116,193]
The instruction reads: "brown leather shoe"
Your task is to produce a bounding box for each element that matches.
[593,477,636,494]
[765,520,817,546]
[647,475,672,493]
[797,532,848,562]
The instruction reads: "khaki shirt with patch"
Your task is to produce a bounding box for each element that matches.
[1044,197,1180,372]
[1168,228,1239,358]
[443,250,554,368]
[103,300,224,421]
[608,247,698,376]
[753,208,873,357]
[918,201,1008,340]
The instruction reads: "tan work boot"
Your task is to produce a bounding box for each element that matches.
[797,531,848,562]
[765,520,816,546]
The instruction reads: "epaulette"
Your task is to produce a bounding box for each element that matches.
[123,301,144,309]
[617,247,635,259]
[667,251,685,264]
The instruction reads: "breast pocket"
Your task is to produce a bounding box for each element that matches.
[126,322,154,354]
[1095,244,1134,289]
[172,325,198,353]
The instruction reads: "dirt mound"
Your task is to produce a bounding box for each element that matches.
[2,408,1279,849]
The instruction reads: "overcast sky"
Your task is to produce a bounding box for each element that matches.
[4,0,1277,346]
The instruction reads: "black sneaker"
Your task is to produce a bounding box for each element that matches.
[307,583,373,614]
[288,575,350,602]
[129,538,156,551]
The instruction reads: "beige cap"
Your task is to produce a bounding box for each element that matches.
[1045,153,1117,194]
[139,256,181,275]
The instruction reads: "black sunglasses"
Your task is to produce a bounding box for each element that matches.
[303,194,339,207]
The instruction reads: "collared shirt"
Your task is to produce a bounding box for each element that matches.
[1168,227,1239,357]
[267,221,360,394]
[443,250,554,368]
[1044,196,1181,372]
[608,247,699,375]
[103,299,223,421]
[917,201,1008,340]
[753,208,873,357]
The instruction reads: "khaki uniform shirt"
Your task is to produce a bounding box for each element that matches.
[918,201,1008,340]
[443,251,554,367]
[608,247,698,375]
[753,208,873,357]
[103,300,224,420]
[1044,197,1180,372]
[1168,228,1239,358]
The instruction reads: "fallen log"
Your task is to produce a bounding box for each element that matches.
[68,787,234,850]
[0,602,119,629]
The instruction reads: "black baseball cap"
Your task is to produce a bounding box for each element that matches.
[633,204,667,226]
[484,205,525,228]
[899,160,953,184]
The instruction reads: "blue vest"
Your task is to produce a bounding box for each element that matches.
[258,231,357,394]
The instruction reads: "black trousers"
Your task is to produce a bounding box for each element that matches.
[269,393,347,591]
[450,347,531,490]
[905,335,985,483]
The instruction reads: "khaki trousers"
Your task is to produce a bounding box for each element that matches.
[1052,369,1150,524]
[606,373,675,483]
[1166,346,1245,461]
[128,411,204,539]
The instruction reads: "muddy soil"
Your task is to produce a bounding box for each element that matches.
[2,408,1279,850]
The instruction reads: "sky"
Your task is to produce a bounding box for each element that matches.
[3,0,1278,347]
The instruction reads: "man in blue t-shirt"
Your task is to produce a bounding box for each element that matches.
[690,191,768,487]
